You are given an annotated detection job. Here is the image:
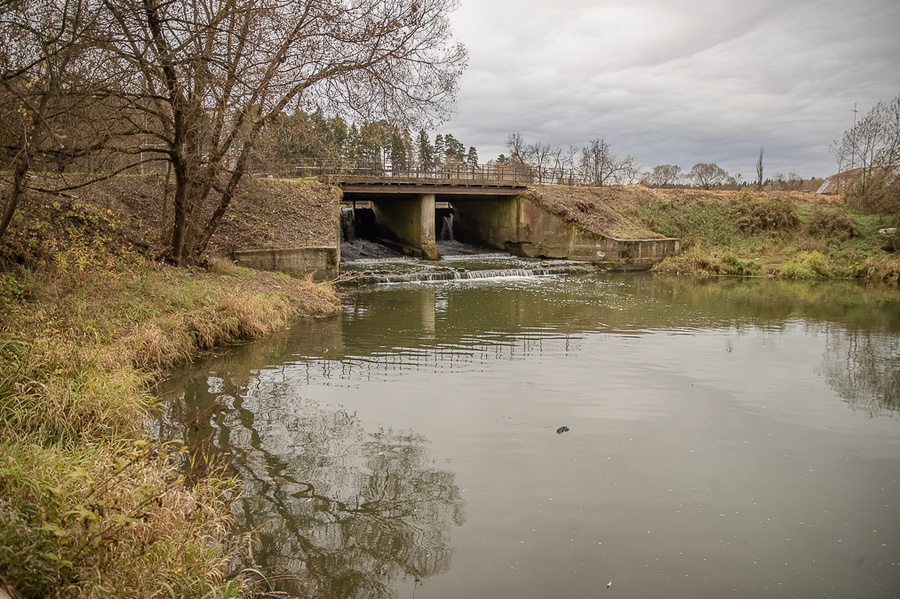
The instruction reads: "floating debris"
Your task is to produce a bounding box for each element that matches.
[556,426,570,434]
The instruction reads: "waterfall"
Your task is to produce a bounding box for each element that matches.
[440,214,454,241]
[340,208,356,242]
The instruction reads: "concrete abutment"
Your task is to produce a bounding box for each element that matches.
[450,194,680,268]
[370,193,439,260]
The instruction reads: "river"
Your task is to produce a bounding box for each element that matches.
[158,271,900,598]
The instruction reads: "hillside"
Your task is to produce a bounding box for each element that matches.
[531,185,899,282]
[530,185,843,239]
[0,174,339,268]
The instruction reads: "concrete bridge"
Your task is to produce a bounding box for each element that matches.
[233,163,680,279]
[332,167,679,267]
[336,168,529,260]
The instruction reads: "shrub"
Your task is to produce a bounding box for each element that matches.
[653,246,762,278]
[860,253,900,283]
[719,252,764,277]
[777,251,837,280]
[734,194,799,235]
[806,206,858,241]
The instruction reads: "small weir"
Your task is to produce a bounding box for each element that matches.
[339,247,602,284]
[340,205,602,284]
[341,263,600,285]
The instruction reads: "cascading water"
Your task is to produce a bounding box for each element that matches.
[440,214,454,241]
[340,208,602,284]
[340,207,356,242]
[339,252,600,285]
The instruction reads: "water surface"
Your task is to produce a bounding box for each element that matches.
[158,274,900,598]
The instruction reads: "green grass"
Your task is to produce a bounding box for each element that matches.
[642,193,900,282]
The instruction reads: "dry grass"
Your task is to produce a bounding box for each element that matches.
[0,171,341,597]
[1,440,244,599]
[0,257,339,597]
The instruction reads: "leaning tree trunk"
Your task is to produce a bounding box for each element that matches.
[192,140,255,260]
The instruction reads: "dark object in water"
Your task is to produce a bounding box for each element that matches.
[556,426,570,434]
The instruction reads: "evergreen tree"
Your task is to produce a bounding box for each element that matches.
[466,146,478,166]
[434,134,446,166]
[417,129,435,170]
[443,133,465,163]
[389,126,410,172]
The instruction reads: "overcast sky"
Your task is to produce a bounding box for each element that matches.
[435,0,900,180]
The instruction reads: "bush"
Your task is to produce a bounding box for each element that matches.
[860,253,900,283]
[733,194,799,235]
[719,252,763,277]
[653,246,762,278]
[777,251,838,280]
[806,207,858,241]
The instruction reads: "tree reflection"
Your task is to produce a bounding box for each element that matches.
[821,328,900,415]
[162,372,466,598]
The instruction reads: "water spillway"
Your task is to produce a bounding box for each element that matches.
[341,263,600,285]
[339,191,680,268]
[338,242,602,285]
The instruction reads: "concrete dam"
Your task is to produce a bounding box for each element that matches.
[233,175,681,280]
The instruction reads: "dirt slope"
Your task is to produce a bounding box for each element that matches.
[1,175,340,266]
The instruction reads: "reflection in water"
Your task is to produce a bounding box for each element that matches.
[159,274,900,598]
[161,370,465,598]
[822,329,900,415]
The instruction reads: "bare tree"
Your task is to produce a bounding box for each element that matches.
[579,138,622,186]
[646,164,681,187]
[0,0,124,241]
[617,155,642,185]
[99,0,467,264]
[503,132,532,181]
[830,95,900,198]
[689,162,729,189]
[505,132,529,164]
[528,141,553,184]
[756,146,764,190]
[773,170,804,192]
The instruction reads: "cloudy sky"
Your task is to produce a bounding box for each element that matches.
[436,0,900,180]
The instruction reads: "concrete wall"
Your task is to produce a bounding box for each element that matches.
[452,194,680,268]
[371,194,439,259]
[451,197,520,249]
[232,247,339,280]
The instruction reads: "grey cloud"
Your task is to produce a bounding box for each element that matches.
[439,0,900,178]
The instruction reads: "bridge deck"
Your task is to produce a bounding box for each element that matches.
[336,175,527,198]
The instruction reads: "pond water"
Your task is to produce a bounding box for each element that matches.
[157,272,900,599]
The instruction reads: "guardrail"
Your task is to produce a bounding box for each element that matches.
[295,160,534,185]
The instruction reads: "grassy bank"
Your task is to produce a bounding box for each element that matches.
[535,186,899,282]
[639,191,900,282]
[0,259,338,597]
[1,177,340,597]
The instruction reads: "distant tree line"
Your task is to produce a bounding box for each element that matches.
[250,111,479,176]
[487,133,821,191]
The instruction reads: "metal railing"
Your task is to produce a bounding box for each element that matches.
[294,159,534,186]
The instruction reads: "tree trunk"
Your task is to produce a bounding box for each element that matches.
[169,162,190,265]
[0,152,30,242]
[192,140,254,260]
